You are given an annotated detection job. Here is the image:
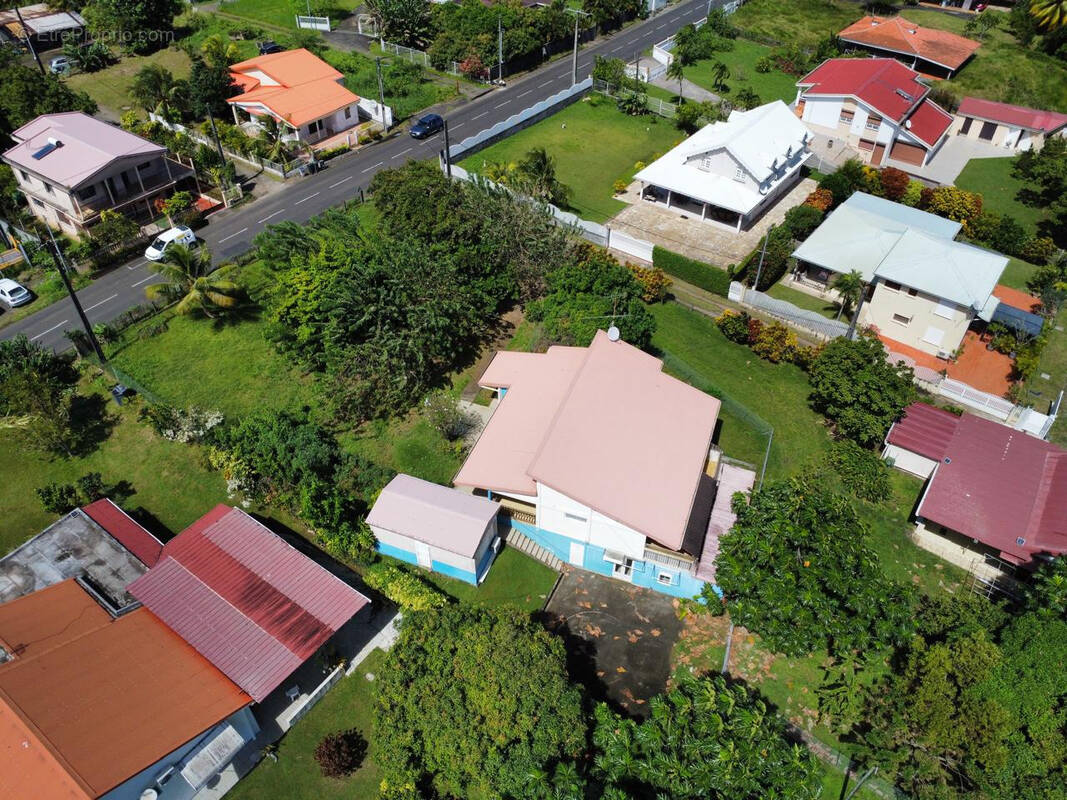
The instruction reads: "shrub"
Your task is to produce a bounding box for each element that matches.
[926,186,982,225]
[827,438,892,502]
[782,204,824,241]
[319,144,350,160]
[803,188,833,212]
[315,729,367,778]
[139,405,224,443]
[900,179,923,207]
[364,564,449,610]
[754,55,773,73]
[35,481,82,514]
[880,167,910,201]
[966,211,1002,244]
[791,343,823,372]
[1021,236,1057,266]
[652,246,730,297]
[751,321,798,363]
[737,226,794,290]
[627,264,672,302]
[746,315,763,344]
[423,391,477,441]
[861,166,883,196]
[991,215,1029,257]
[612,179,628,194]
[715,309,751,344]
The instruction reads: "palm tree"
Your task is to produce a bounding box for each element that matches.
[1031,0,1067,30]
[200,34,241,69]
[666,58,685,100]
[145,244,241,319]
[258,117,291,163]
[711,60,730,91]
[517,147,571,207]
[831,269,865,321]
[482,160,520,186]
[130,64,186,121]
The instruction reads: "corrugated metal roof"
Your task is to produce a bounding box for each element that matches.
[886,402,960,461]
[958,96,1067,134]
[128,506,369,702]
[82,498,163,567]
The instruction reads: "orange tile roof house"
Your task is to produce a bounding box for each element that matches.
[227,48,376,145]
[454,330,757,598]
[837,16,981,77]
[0,580,256,800]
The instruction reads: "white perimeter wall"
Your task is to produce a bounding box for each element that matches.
[536,483,646,559]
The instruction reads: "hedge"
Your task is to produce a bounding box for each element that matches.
[364,563,449,611]
[652,246,731,297]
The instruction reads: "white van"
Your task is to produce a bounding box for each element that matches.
[144,226,196,261]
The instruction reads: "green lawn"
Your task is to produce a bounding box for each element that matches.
[322,49,457,123]
[649,301,827,479]
[66,47,193,117]
[111,316,317,418]
[766,281,840,320]
[228,650,387,800]
[1026,304,1067,447]
[682,39,798,105]
[999,256,1039,292]
[729,0,860,48]
[419,547,558,613]
[955,156,1051,235]
[219,0,362,29]
[459,95,683,223]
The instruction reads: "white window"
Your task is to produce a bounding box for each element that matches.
[922,326,945,346]
[866,116,882,131]
[892,313,911,326]
[656,571,675,586]
[344,106,352,119]
[733,166,745,182]
[839,109,854,124]
[933,299,956,319]
[564,511,587,522]
[698,154,712,171]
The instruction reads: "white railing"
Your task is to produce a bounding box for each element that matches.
[296,14,330,31]
[280,665,344,731]
[593,79,676,118]
[939,377,1014,419]
[379,39,461,76]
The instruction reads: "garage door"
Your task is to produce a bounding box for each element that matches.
[979,120,997,141]
[872,143,886,163]
[890,141,926,166]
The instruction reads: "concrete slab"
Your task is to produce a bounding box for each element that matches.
[888,136,1011,185]
[544,569,682,717]
[608,176,816,266]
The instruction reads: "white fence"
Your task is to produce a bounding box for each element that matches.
[651,1,745,66]
[626,60,667,83]
[379,39,461,77]
[646,0,669,14]
[280,665,343,731]
[296,14,330,31]
[608,227,654,262]
[593,79,676,118]
[147,114,300,177]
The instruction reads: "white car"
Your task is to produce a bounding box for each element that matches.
[144,225,196,262]
[0,278,32,307]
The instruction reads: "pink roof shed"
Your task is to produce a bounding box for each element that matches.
[455,331,721,551]
[3,112,164,189]
[367,474,500,558]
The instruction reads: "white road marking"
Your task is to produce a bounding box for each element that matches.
[131,274,156,287]
[329,175,354,186]
[396,147,413,157]
[539,80,554,89]
[496,100,511,108]
[294,192,320,205]
[30,320,69,341]
[126,259,147,271]
[257,210,284,224]
[517,90,532,98]
[361,161,385,173]
[218,227,249,243]
[83,294,118,313]
[472,111,489,120]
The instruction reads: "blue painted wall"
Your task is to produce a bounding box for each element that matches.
[511,520,709,599]
[374,541,484,586]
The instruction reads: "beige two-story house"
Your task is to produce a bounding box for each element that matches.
[793,192,1006,358]
[2,112,193,237]
[633,100,812,232]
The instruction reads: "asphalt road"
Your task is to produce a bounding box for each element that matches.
[3,0,712,351]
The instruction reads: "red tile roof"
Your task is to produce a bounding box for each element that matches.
[904,96,953,147]
[81,498,163,567]
[797,58,928,122]
[128,506,370,702]
[958,96,1067,134]
[0,581,249,798]
[888,403,1067,563]
[838,16,980,71]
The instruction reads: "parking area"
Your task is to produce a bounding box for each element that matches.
[544,569,683,717]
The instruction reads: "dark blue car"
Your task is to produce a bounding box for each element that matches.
[409,113,444,139]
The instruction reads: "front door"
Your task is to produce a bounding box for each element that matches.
[612,558,634,582]
[414,541,432,569]
[568,542,584,567]
[871,142,886,164]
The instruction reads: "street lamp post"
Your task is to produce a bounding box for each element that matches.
[565,9,590,87]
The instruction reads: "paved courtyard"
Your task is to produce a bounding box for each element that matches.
[609,177,816,266]
[544,569,683,717]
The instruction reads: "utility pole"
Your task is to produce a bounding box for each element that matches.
[442,119,452,178]
[43,227,106,364]
[565,9,589,87]
[204,108,226,165]
[752,223,773,291]
[375,57,387,127]
[14,6,44,74]
[497,16,503,83]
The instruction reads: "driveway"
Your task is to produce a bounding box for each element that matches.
[888,136,1011,186]
[543,569,683,717]
[608,176,816,266]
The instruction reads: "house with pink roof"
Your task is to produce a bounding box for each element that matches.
[2,112,193,237]
[453,330,757,598]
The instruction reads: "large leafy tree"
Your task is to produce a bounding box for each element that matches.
[187,57,237,120]
[0,335,85,457]
[808,332,916,448]
[83,0,183,54]
[591,674,821,799]
[0,49,96,141]
[1014,136,1067,243]
[365,0,433,47]
[374,605,586,799]
[715,480,914,657]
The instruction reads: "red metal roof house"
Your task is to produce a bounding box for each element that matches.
[884,403,1067,569]
[128,505,370,702]
[794,58,953,170]
[952,97,1067,152]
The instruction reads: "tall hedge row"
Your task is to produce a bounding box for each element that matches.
[652,246,731,297]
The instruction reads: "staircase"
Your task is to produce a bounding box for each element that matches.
[503,526,564,571]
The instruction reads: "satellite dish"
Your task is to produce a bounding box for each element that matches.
[607,326,621,342]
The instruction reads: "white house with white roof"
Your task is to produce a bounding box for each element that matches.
[633,100,812,232]
[792,192,1007,357]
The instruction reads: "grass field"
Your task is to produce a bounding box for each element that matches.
[228,649,386,800]
[729,0,859,48]
[999,256,1040,292]
[321,49,457,123]
[219,0,362,30]
[459,95,683,223]
[766,281,840,320]
[682,39,798,105]
[955,156,1052,236]
[67,47,193,117]
[420,547,558,612]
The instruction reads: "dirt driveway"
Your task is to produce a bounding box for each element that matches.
[543,569,683,717]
